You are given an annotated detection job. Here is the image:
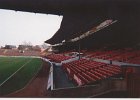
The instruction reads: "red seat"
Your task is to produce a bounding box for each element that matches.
[91,70,107,78]
[77,73,90,84]
[86,71,101,80]
[99,67,114,76]
[95,69,112,77]
[73,74,85,86]
[105,66,121,74]
[81,72,96,82]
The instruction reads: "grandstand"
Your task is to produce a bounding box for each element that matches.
[44,19,140,98]
[45,47,140,97]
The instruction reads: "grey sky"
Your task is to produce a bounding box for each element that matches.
[0,9,63,46]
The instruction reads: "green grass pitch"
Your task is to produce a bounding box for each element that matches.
[0,56,43,96]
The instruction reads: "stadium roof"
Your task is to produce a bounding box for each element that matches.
[0,0,139,15]
[0,0,140,46]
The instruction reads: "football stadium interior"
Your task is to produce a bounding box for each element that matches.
[0,0,140,98]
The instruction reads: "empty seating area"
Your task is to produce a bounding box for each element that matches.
[46,48,140,65]
[62,59,122,86]
[84,48,140,64]
[46,47,140,65]
[45,48,140,87]
[85,50,120,59]
[0,49,40,56]
[127,56,140,64]
[46,54,73,63]
[108,52,137,62]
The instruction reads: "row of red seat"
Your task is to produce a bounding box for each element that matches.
[127,56,140,64]
[46,54,72,63]
[84,49,140,63]
[108,51,140,62]
[84,50,123,60]
[62,59,121,86]
[47,48,140,64]
[49,48,140,64]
